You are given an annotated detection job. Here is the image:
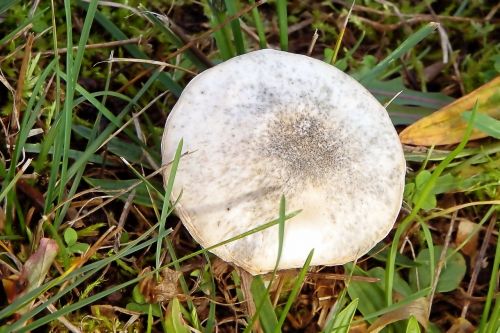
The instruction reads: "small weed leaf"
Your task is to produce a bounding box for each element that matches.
[164,298,190,333]
[63,228,78,247]
[126,302,162,318]
[345,266,385,323]
[410,246,466,293]
[64,228,90,254]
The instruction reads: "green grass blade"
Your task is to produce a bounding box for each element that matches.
[9,208,301,329]
[225,0,246,55]
[51,72,159,226]
[26,144,114,166]
[244,196,287,333]
[58,0,76,206]
[52,76,164,230]
[72,91,134,107]
[208,0,234,60]
[56,0,99,228]
[276,0,288,51]
[479,217,500,332]
[0,0,19,15]
[2,60,56,232]
[462,111,500,139]
[250,276,278,332]
[1,224,171,322]
[156,139,183,274]
[65,69,162,183]
[276,195,286,268]
[485,300,500,333]
[417,217,435,289]
[0,159,31,202]
[358,23,439,84]
[78,1,183,96]
[249,0,267,48]
[385,102,479,306]
[324,298,359,333]
[203,253,217,333]
[144,12,209,71]
[72,0,98,86]
[4,59,56,183]
[0,8,46,46]
[273,250,314,333]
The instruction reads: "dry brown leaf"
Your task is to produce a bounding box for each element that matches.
[367,297,429,332]
[399,76,500,145]
[447,317,475,333]
[138,267,181,303]
[1,238,58,315]
[91,304,118,319]
[455,219,479,259]
[0,206,5,230]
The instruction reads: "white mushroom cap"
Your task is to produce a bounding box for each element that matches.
[161,49,405,275]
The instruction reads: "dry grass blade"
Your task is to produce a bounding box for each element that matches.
[367,298,429,332]
[97,57,197,76]
[460,212,497,319]
[427,211,457,316]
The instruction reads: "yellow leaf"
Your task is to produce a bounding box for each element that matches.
[399,76,500,145]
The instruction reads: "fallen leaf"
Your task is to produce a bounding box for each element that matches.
[1,238,58,315]
[447,317,475,333]
[410,246,466,293]
[455,219,479,260]
[138,267,181,303]
[399,76,500,145]
[367,298,429,332]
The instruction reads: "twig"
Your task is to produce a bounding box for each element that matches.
[307,272,379,282]
[114,189,136,252]
[96,90,169,151]
[96,57,197,76]
[38,38,144,56]
[38,295,82,333]
[427,211,457,317]
[307,29,319,56]
[160,16,214,68]
[331,0,495,23]
[461,212,497,318]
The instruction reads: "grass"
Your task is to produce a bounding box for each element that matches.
[0,0,499,332]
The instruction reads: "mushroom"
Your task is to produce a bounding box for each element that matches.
[161,49,405,275]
